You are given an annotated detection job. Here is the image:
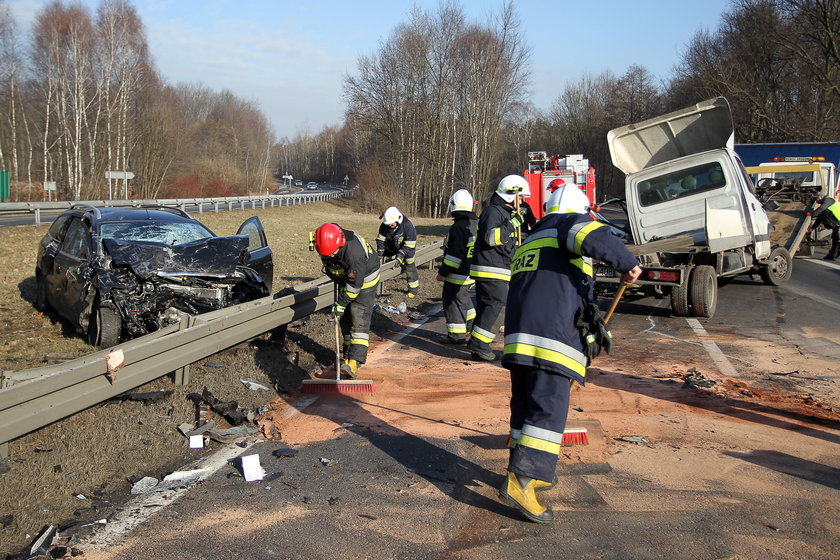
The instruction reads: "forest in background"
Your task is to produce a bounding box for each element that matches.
[1,0,838,214]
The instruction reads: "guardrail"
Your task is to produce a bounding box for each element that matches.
[0,242,442,456]
[0,188,352,225]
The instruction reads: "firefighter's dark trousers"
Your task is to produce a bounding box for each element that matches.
[402,261,420,295]
[340,283,377,364]
[467,278,508,353]
[442,281,476,342]
[507,365,572,483]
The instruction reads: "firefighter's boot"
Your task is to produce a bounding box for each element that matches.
[533,475,557,492]
[340,359,359,379]
[499,471,554,523]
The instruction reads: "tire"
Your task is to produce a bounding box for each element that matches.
[670,269,691,317]
[759,247,793,286]
[34,272,49,312]
[88,297,122,349]
[689,265,718,318]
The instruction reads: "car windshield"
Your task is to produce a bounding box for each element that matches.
[99,221,214,245]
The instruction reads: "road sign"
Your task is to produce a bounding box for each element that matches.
[43,181,56,191]
[105,171,134,180]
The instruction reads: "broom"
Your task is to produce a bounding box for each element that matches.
[301,290,375,394]
[562,283,628,446]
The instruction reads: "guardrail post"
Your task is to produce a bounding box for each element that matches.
[0,443,7,459]
[214,202,219,212]
[0,369,9,389]
[172,316,196,385]
[227,201,233,211]
[34,208,41,226]
[198,202,203,214]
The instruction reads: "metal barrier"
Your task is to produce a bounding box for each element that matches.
[0,242,442,456]
[0,189,352,225]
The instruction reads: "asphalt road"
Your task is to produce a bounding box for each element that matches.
[72,253,840,560]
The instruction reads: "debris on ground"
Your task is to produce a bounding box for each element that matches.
[683,369,717,388]
[107,390,173,404]
[129,468,209,495]
[240,378,272,391]
[239,454,265,482]
[187,387,253,426]
[208,425,260,444]
[319,457,337,467]
[618,436,648,444]
[271,447,299,458]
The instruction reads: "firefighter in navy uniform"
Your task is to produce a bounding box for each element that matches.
[376,207,420,297]
[435,189,478,344]
[313,223,381,379]
[498,186,641,523]
[810,195,840,260]
[467,175,529,361]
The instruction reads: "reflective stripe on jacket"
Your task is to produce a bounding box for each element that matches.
[439,211,477,285]
[470,194,518,282]
[376,218,417,263]
[322,229,380,309]
[501,213,638,384]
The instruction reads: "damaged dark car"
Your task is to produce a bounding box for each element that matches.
[35,204,273,348]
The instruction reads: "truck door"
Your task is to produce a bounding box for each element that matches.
[734,156,772,259]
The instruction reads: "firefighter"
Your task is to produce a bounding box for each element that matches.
[810,195,840,260]
[499,185,641,523]
[313,223,381,378]
[466,175,529,361]
[435,189,478,344]
[376,207,420,297]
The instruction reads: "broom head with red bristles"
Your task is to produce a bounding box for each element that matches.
[300,378,375,394]
[561,427,589,446]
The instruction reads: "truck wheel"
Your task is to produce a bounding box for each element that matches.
[759,247,793,286]
[690,265,718,318]
[670,269,692,317]
[88,297,122,349]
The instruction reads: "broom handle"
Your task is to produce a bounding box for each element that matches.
[333,285,341,381]
[604,283,627,324]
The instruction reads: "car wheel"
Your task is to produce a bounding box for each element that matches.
[88,297,122,348]
[34,272,50,312]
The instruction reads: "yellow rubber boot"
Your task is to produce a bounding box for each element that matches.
[533,476,557,492]
[499,471,554,523]
[340,359,359,379]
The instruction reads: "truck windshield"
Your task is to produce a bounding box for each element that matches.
[637,162,727,206]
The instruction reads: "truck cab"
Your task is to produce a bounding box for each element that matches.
[608,97,771,259]
[601,97,795,319]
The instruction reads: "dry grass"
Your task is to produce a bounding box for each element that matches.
[0,197,450,555]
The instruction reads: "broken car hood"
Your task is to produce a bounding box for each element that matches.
[103,236,249,280]
[607,97,735,174]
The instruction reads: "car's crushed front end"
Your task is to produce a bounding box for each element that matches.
[98,236,269,338]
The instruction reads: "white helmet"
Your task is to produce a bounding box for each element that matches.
[520,181,531,197]
[382,206,403,225]
[545,184,590,215]
[496,175,527,202]
[448,189,474,212]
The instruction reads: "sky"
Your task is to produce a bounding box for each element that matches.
[7,0,734,139]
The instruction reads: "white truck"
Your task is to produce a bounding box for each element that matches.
[597,97,814,319]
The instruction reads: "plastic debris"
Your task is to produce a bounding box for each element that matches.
[240,454,265,481]
[240,377,272,391]
[618,436,648,444]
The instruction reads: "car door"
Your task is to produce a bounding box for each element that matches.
[236,216,274,291]
[52,218,94,326]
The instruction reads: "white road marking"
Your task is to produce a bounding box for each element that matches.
[685,318,738,375]
[380,303,444,348]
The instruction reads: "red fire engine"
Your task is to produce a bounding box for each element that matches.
[523,152,596,219]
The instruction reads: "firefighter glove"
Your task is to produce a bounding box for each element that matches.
[331,303,345,316]
[510,213,525,229]
[395,252,406,265]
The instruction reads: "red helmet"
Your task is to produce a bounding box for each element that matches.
[547,178,566,192]
[314,223,346,256]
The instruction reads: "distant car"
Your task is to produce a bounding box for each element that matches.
[35,205,273,348]
[306,182,318,190]
[294,180,303,187]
